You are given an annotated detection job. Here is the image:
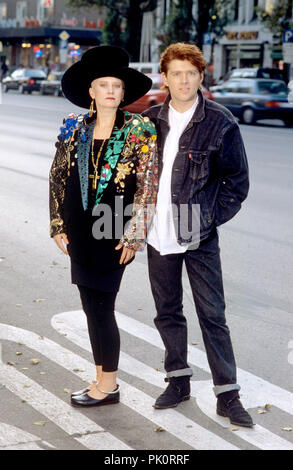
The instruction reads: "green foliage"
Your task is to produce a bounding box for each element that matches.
[157,0,234,52]
[66,0,157,60]
[256,0,293,40]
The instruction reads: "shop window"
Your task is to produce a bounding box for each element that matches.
[37,0,54,23]
[265,0,275,15]
[252,0,258,20]
[16,1,27,27]
[0,3,7,21]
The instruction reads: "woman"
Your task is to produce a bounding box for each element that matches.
[49,46,158,408]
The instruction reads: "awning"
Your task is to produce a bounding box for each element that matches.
[0,26,101,43]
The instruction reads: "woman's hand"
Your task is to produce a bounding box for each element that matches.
[53,233,69,255]
[115,242,135,265]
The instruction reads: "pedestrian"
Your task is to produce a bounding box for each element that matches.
[1,58,8,80]
[143,43,253,427]
[49,46,158,408]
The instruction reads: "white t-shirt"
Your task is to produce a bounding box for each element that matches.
[147,99,198,255]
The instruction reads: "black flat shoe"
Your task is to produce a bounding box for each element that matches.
[71,381,98,397]
[71,387,90,397]
[71,385,120,407]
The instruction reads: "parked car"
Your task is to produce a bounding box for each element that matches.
[124,74,168,113]
[210,67,286,93]
[40,72,63,96]
[212,78,293,126]
[230,67,286,82]
[2,68,47,94]
[124,74,214,113]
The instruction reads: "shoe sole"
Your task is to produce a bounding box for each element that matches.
[217,408,254,428]
[71,398,119,408]
[154,395,190,410]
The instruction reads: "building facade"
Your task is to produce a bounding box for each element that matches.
[211,0,292,80]
[151,0,293,81]
[0,0,106,72]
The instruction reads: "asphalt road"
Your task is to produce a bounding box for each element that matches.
[0,90,293,453]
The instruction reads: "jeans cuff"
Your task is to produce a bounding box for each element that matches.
[166,368,193,379]
[213,383,241,397]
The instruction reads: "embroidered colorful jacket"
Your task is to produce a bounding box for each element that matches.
[49,110,158,256]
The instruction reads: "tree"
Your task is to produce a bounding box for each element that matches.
[66,0,157,60]
[157,0,234,52]
[256,0,293,40]
[157,0,194,51]
[256,0,293,81]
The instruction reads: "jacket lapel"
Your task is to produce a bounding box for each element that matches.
[76,119,95,211]
[76,111,131,210]
[95,120,129,205]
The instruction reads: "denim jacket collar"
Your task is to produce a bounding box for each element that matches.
[157,88,206,124]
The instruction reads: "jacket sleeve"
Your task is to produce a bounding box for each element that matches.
[49,138,69,237]
[215,123,249,227]
[120,123,158,251]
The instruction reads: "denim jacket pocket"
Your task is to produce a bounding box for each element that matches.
[189,150,209,192]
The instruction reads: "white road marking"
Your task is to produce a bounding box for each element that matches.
[0,322,237,450]
[114,311,293,415]
[0,422,47,450]
[0,362,131,450]
[51,310,293,450]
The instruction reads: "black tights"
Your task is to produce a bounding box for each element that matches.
[78,285,120,372]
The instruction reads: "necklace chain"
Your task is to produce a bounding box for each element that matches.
[89,138,106,190]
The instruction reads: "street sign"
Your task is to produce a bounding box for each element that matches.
[59,30,70,41]
[283,29,293,43]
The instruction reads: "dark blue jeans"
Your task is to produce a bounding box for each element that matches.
[147,231,240,397]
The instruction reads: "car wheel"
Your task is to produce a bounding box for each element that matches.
[283,119,293,128]
[54,88,59,97]
[2,84,8,93]
[19,84,25,94]
[242,107,255,125]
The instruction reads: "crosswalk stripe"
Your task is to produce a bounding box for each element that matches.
[0,361,131,450]
[0,422,47,450]
[114,310,293,415]
[0,321,237,450]
[51,310,293,450]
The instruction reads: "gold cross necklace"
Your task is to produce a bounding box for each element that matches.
[89,138,107,190]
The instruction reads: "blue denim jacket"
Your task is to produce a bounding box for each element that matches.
[143,90,249,244]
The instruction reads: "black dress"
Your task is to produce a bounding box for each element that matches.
[71,139,126,293]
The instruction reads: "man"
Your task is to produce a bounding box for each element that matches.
[143,43,253,428]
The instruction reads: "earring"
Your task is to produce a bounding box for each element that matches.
[89,99,94,117]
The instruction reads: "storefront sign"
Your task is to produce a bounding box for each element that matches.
[41,0,54,7]
[226,31,259,41]
[0,17,43,28]
[25,18,41,27]
[61,17,78,27]
[0,18,17,28]
[84,18,97,28]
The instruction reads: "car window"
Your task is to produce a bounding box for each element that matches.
[236,80,254,93]
[151,76,161,90]
[11,70,25,78]
[257,69,284,80]
[221,81,239,92]
[24,69,46,77]
[231,69,256,78]
[257,81,288,96]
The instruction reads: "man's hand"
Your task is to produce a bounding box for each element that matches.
[115,242,135,265]
[53,233,69,255]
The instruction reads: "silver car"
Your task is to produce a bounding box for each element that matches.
[212,78,293,127]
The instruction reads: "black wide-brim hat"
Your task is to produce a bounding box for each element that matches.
[61,45,152,108]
